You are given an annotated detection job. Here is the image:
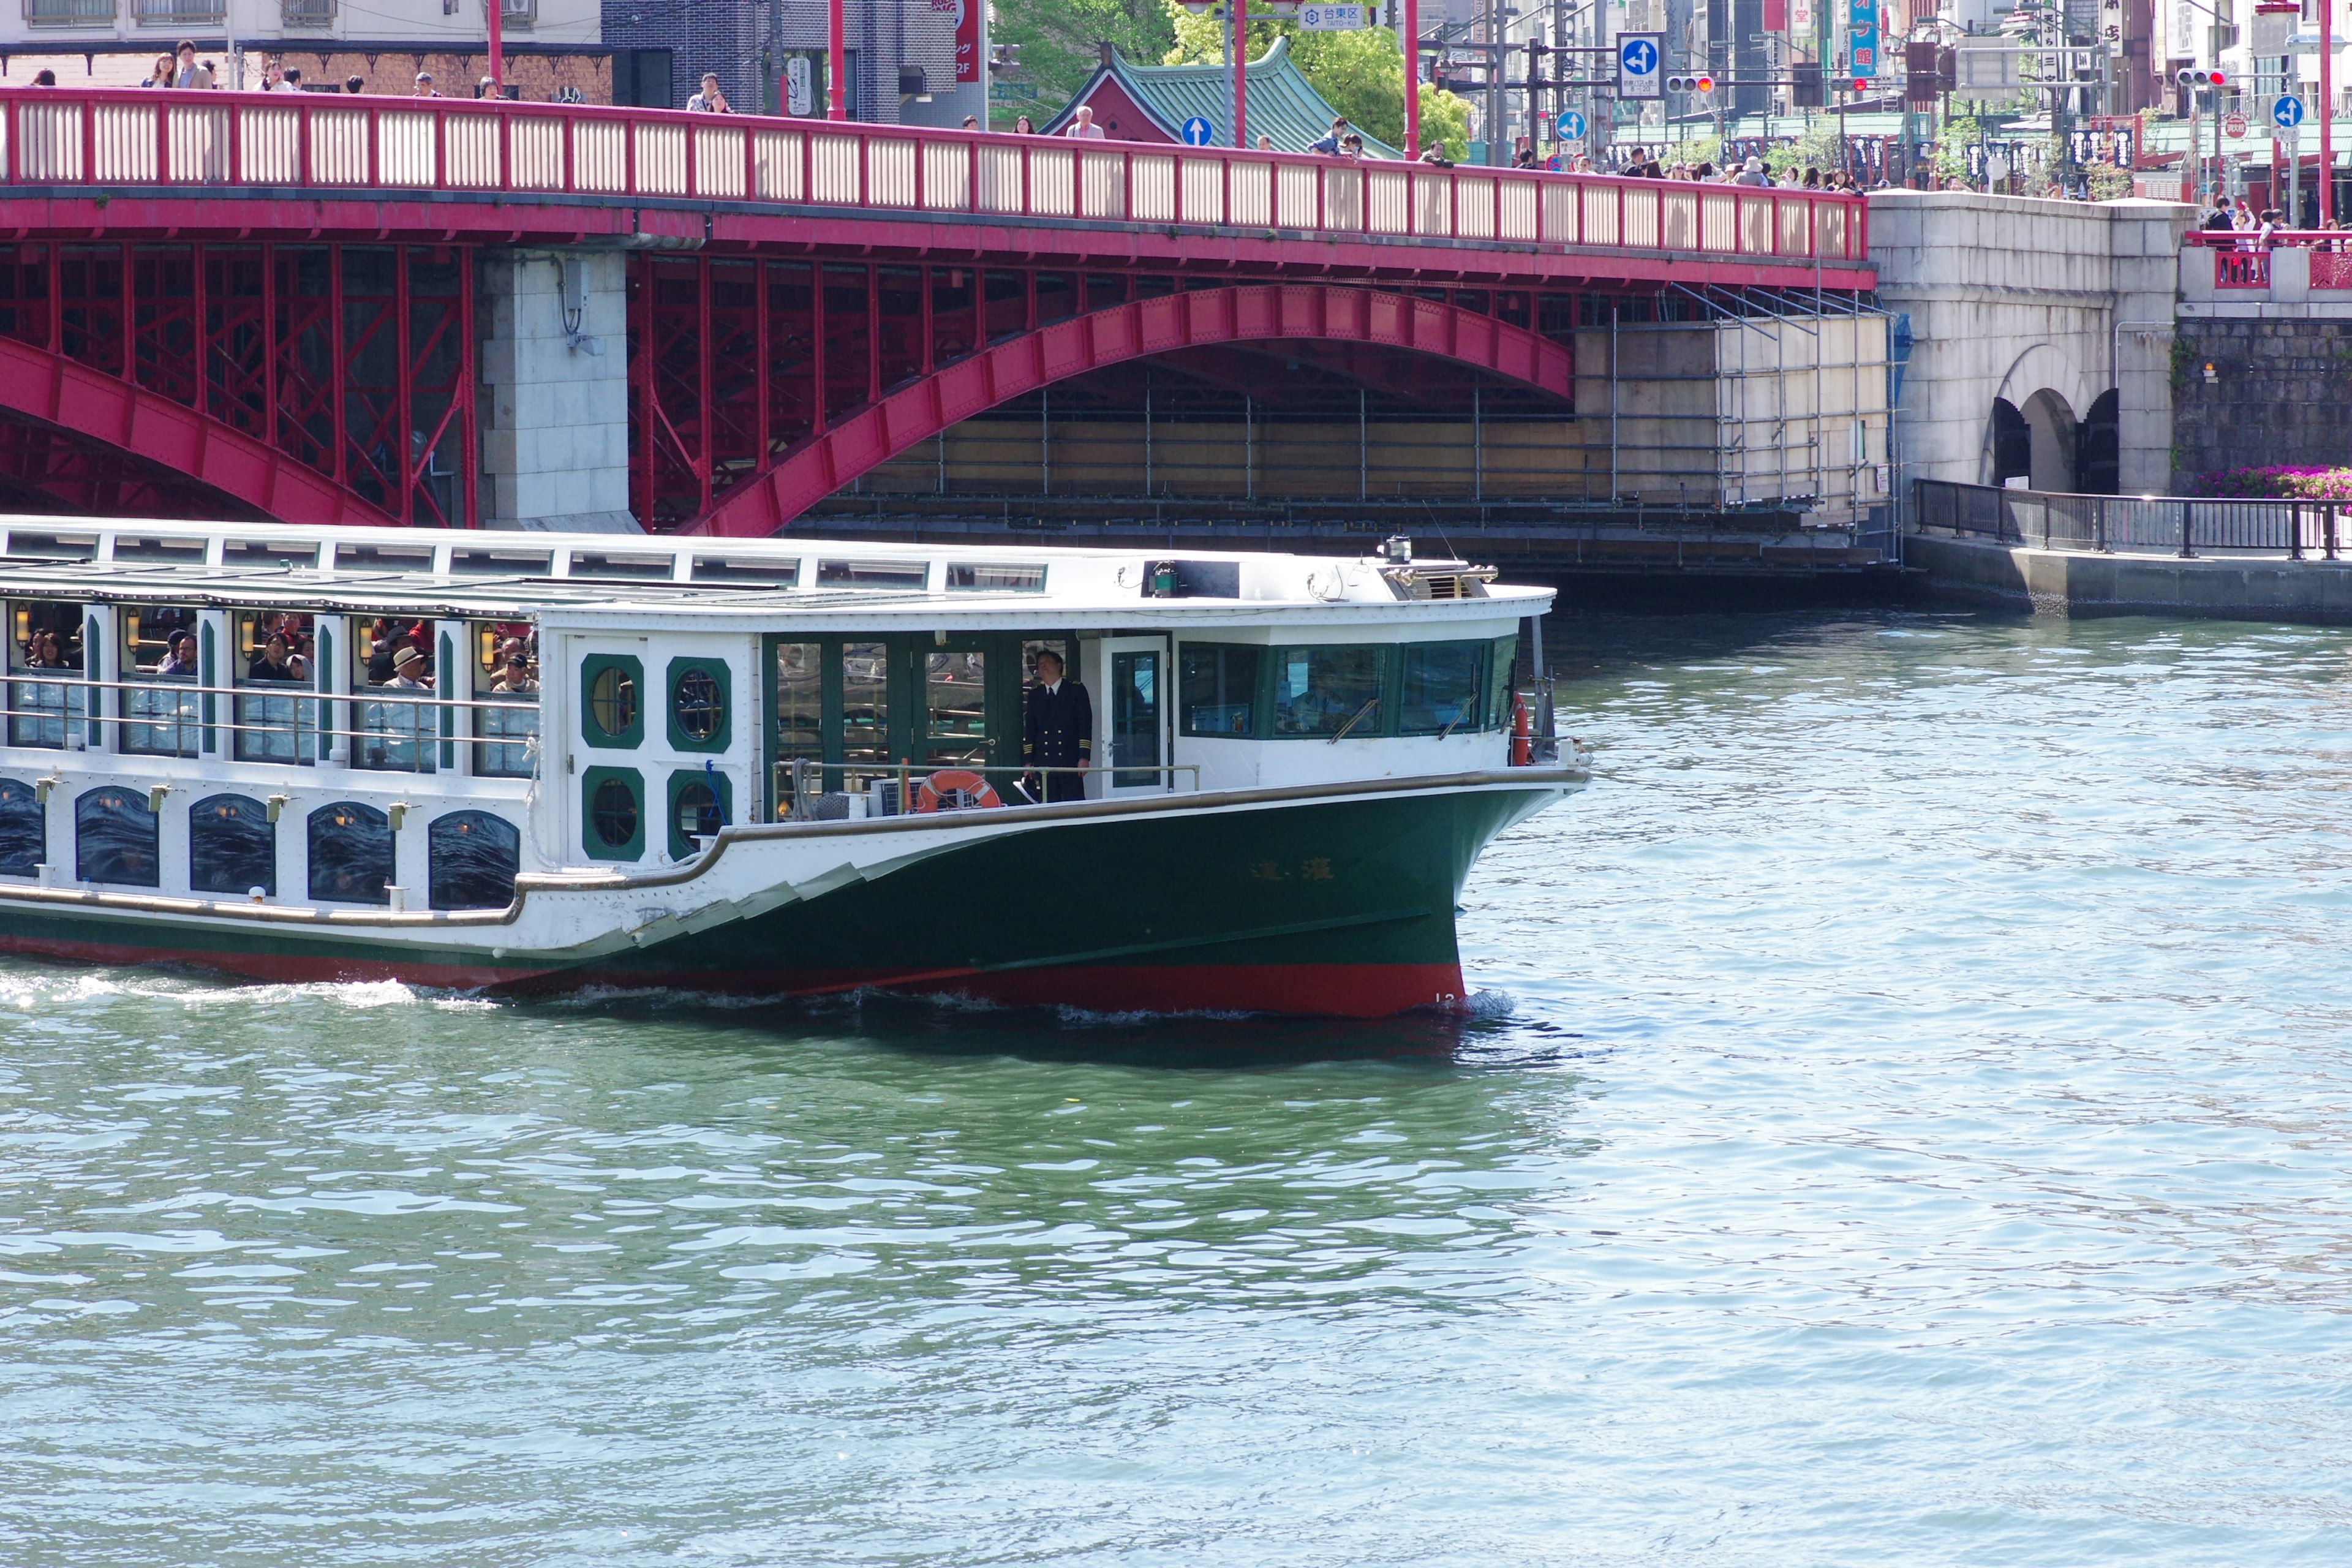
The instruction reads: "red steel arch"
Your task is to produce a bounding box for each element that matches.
[684,285,1578,539]
[0,336,401,529]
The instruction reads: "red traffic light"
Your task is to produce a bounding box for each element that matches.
[2209,69,2226,86]
[1696,74,1715,93]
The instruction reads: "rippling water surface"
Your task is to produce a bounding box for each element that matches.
[6,608,2352,1566]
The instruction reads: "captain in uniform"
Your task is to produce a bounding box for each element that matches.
[1022,649,1092,803]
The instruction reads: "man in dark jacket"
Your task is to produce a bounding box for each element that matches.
[1022,650,1091,803]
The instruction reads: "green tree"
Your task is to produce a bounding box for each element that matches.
[990,0,1177,127]
[1163,3,1467,153]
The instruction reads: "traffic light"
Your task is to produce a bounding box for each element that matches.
[1665,73,1715,94]
[1792,62,1822,107]
[2174,66,2226,87]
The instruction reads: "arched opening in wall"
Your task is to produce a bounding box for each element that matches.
[815,341,1583,520]
[1991,398,2030,485]
[2020,389,2079,493]
[2077,390,2120,496]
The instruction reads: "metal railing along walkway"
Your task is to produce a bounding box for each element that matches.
[0,88,1869,266]
[1916,479,2351,559]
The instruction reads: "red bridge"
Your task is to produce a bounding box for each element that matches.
[0,88,1877,540]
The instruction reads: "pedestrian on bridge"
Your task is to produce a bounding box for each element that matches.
[1064,106,1106,139]
[687,74,734,113]
[413,71,442,98]
[171,41,213,91]
[141,55,174,89]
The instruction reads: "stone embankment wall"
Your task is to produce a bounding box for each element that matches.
[2168,317,2352,487]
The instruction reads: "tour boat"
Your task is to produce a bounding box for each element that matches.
[0,517,1581,1017]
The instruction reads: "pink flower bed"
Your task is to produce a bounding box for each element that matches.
[2195,466,2352,501]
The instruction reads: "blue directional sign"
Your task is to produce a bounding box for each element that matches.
[2274,95,2305,130]
[1182,115,1215,147]
[1618,33,1662,99]
[1556,109,1588,141]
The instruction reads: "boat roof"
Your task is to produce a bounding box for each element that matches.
[0,516,1550,624]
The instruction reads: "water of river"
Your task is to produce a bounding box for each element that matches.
[4,606,2350,1567]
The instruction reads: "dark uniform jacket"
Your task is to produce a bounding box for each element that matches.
[1024,678,1093,777]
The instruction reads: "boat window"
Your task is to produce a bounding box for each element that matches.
[669,659,730,751]
[118,605,201,760]
[840,643,889,763]
[1270,646,1388,739]
[946,562,1046,593]
[428,811,519,911]
[1487,635,1520,731]
[353,616,437,774]
[816,559,928,589]
[472,621,540,780]
[692,555,800,586]
[334,541,435,575]
[222,538,322,570]
[232,611,318,765]
[188,793,276,897]
[110,535,208,566]
[667,771,729,861]
[7,600,86,750]
[1397,642,1488,734]
[772,643,823,810]
[581,654,643,748]
[76,786,159,888]
[449,546,554,578]
[1178,644,1261,738]
[0,777,45,877]
[307,802,393,905]
[925,649,987,766]
[1110,649,1162,787]
[4,530,97,561]
[582,768,644,861]
[568,551,680,581]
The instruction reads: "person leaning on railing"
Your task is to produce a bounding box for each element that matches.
[687,73,733,113]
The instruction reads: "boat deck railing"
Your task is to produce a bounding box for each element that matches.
[777,758,1202,822]
[4,671,538,777]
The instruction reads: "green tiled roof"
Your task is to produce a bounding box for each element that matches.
[1046,37,1404,160]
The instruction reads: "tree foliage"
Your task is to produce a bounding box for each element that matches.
[990,0,1177,127]
[1163,4,1468,154]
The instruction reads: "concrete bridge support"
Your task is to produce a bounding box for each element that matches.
[1872,193,2190,498]
[477,247,637,533]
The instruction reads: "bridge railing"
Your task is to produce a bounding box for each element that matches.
[1917,478,2348,558]
[0,88,1869,265]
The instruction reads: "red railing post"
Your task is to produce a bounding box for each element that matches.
[155,96,169,183]
[684,116,698,197]
[433,103,447,189]
[625,115,637,196]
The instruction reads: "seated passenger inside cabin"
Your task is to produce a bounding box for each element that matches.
[249,631,298,682]
[156,630,198,676]
[386,646,432,689]
[490,641,537,694]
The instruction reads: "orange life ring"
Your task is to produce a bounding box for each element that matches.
[914,769,1003,813]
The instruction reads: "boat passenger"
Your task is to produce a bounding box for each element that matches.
[386,646,432,690]
[491,650,537,695]
[156,630,197,676]
[1022,649,1091,804]
[250,633,297,682]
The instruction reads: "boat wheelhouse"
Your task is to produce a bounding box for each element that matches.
[0,518,1581,1017]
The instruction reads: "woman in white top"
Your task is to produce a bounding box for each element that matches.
[687,73,733,113]
[1063,106,1107,139]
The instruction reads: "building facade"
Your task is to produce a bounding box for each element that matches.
[600,0,984,126]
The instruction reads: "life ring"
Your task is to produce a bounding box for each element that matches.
[914,769,1003,813]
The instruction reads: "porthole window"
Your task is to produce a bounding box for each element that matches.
[579,654,644,749]
[77,787,159,888]
[307,802,393,906]
[581,767,644,861]
[189,793,276,897]
[0,777,45,876]
[665,657,733,752]
[666,769,732,861]
[429,811,520,911]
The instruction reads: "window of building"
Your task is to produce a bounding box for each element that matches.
[1397,642,1487,734]
[189,793,276,897]
[428,810,519,911]
[307,801,393,905]
[1270,646,1387,738]
[7,599,85,750]
[232,609,318,765]
[580,654,643,748]
[0,777,44,876]
[1178,644,1261,738]
[582,767,644,861]
[118,603,201,758]
[77,786,159,888]
[668,658,730,752]
[946,562,1046,593]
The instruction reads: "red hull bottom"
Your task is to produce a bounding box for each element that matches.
[0,932,1466,1019]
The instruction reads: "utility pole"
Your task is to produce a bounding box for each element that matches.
[489,0,505,94]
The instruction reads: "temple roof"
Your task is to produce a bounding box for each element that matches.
[1043,37,1404,159]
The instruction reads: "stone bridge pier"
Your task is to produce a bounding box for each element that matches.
[1872,193,2190,498]
[475,246,636,533]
